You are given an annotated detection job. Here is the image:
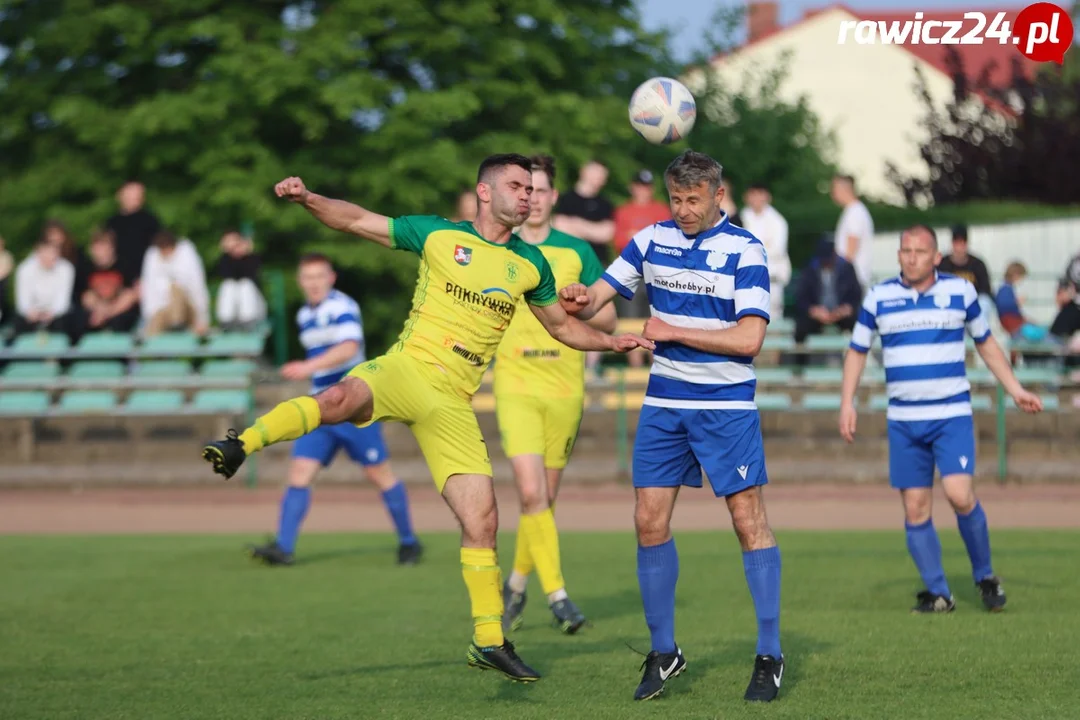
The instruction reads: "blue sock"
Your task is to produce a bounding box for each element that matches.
[381,482,417,546]
[905,519,950,597]
[956,502,993,583]
[276,486,311,554]
[743,546,782,658]
[637,538,678,654]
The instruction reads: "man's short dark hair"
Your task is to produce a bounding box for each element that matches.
[298,252,334,270]
[833,174,856,189]
[747,181,769,192]
[152,229,178,250]
[530,154,556,186]
[901,223,938,250]
[477,153,533,185]
[664,150,723,193]
[951,224,969,242]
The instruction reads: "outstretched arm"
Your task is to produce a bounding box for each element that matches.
[557,279,620,321]
[529,301,653,354]
[643,316,767,357]
[275,177,392,247]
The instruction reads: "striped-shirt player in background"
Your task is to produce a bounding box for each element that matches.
[248,253,423,567]
[839,225,1042,614]
[559,151,784,704]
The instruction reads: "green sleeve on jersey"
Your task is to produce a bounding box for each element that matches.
[575,241,605,285]
[388,215,444,254]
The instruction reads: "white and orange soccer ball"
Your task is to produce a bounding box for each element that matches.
[628,77,697,145]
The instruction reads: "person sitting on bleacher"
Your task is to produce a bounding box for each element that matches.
[793,235,862,362]
[1050,252,1080,343]
[213,229,267,331]
[13,237,75,336]
[139,229,210,336]
[995,262,1048,343]
[72,228,141,339]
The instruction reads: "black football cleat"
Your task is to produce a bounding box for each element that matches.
[249,541,294,566]
[397,541,423,566]
[977,576,1007,612]
[202,429,247,479]
[912,590,956,614]
[744,654,784,702]
[503,582,527,633]
[633,647,686,701]
[466,640,541,682]
[550,598,586,635]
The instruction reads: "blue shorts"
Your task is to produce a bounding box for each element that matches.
[632,406,768,497]
[888,416,975,489]
[291,422,389,467]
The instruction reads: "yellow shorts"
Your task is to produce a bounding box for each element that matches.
[347,352,491,492]
[494,394,584,470]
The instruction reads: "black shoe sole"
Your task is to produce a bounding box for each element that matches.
[634,664,685,701]
[466,649,540,683]
[201,445,235,479]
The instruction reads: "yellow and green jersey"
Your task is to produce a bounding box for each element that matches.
[387,215,558,399]
[493,228,604,399]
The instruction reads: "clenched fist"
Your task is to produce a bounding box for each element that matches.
[275,177,309,203]
[558,283,590,315]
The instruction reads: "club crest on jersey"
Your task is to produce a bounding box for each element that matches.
[934,294,952,309]
[705,250,731,270]
[505,261,519,282]
[454,245,472,266]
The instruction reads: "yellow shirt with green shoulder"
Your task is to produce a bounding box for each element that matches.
[493,228,604,399]
[385,215,558,399]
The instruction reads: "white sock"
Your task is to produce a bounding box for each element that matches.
[547,588,568,605]
[508,571,528,594]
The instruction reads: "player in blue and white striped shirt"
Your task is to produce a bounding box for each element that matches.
[249,253,423,567]
[559,151,783,703]
[839,224,1042,613]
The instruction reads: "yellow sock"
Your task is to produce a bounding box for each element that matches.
[461,547,504,648]
[238,396,321,453]
[512,519,535,578]
[522,508,565,596]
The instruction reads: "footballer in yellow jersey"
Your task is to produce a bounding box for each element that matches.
[200,154,653,684]
[494,155,615,635]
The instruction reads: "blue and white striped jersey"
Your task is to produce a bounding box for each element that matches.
[850,272,991,422]
[296,289,366,393]
[602,216,771,410]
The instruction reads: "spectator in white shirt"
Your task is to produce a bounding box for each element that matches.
[14,238,75,335]
[830,174,874,292]
[742,182,791,319]
[140,229,210,336]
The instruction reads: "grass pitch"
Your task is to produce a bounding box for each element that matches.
[0,530,1076,719]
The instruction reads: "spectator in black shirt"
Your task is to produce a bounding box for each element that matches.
[1050,252,1080,341]
[72,228,140,338]
[214,230,267,331]
[105,180,161,285]
[793,235,863,365]
[938,225,993,298]
[553,160,615,264]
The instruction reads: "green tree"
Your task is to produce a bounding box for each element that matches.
[0,0,673,351]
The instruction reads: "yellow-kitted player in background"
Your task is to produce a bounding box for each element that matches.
[495,155,617,634]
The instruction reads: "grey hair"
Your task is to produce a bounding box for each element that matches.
[900,223,938,251]
[664,150,723,193]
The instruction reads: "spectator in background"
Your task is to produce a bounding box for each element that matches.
[742,182,791,319]
[40,220,87,294]
[939,225,993,297]
[1050,251,1080,341]
[72,229,140,338]
[720,178,743,226]
[0,235,13,324]
[451,190,478,223]
[14,238,75,335]
[830,174,874,292]
[140,229,210,336]
[793,235,862,364]
[214,229,267,331]
[995,262,1048,342]
[553,160,615,263]
[106,180,161,284]
[554,160,615,382]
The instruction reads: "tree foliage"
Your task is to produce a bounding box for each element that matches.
[887,47,1080,206]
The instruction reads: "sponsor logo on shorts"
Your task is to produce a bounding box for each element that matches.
[454,245,472,266]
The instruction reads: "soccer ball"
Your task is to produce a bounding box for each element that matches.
[628,77,697,145]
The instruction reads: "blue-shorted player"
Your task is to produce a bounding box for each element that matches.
[559,151,783,703]
[249,253,423,566]
[839,224,1042,613]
